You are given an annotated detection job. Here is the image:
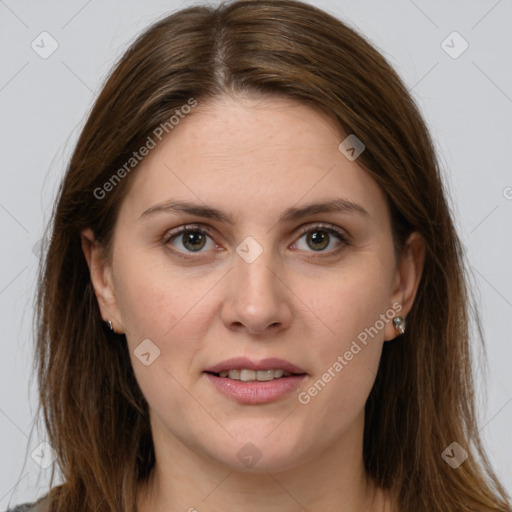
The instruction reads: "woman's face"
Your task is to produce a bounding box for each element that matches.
[85,95,421,473]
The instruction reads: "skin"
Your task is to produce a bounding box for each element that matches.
[82,94,425,512]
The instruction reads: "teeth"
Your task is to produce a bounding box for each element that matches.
[240,369,257,381]
[228,369,240,380]
[255,369,275,381]
[216,369,293,381]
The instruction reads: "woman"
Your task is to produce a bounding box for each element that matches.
[7,0,511,511]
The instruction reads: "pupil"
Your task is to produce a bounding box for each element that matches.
[183,232,205,251]
[308,231,329,251]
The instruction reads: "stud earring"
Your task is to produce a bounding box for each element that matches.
[106,320,114,332]
[393,316,406,335]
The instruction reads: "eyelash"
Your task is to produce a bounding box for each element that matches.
[162,223,350,259]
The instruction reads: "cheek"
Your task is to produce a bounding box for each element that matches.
[114,260,208,421]
[306,255,393,350]
[112,252,206,393]
[114,247,213,340]
[293,256,391,419]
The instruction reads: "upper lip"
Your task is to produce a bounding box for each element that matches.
[204,357,307,375]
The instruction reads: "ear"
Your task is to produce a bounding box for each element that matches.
[384,231,425,341]
[81,228,124,334]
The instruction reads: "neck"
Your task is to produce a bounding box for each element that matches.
[137,412,389,512]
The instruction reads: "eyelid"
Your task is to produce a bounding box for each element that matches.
[163,223,216,239]
[294,222,349,241]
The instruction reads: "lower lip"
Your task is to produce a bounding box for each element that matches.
[204,372,307,404]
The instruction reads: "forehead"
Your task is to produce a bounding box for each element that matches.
[119,95,389,225]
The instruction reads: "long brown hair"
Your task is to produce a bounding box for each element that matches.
[27,1,511,511]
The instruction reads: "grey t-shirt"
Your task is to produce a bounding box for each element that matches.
[5,501,43,512]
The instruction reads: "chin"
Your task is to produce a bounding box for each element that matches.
[205,431,311,473]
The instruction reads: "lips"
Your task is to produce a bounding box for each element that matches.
[203,357,308,404]
[203,356,307,376]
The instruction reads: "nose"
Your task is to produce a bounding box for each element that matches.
[220,246,293,336]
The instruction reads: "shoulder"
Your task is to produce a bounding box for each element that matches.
[5,500,44,512]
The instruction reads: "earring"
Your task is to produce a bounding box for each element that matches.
[106,320,114,332]
[393,316,406,335]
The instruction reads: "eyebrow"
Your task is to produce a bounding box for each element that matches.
[139,197,369,224]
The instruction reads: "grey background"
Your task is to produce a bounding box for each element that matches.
[1,0,511,508]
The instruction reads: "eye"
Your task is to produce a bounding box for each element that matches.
[162,222,349,258]
[292,223,349,254]
[163,225,218,254]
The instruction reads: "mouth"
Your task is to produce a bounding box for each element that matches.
[203,357,308,404]
[205,368,304,381]
[203,356,307,380]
